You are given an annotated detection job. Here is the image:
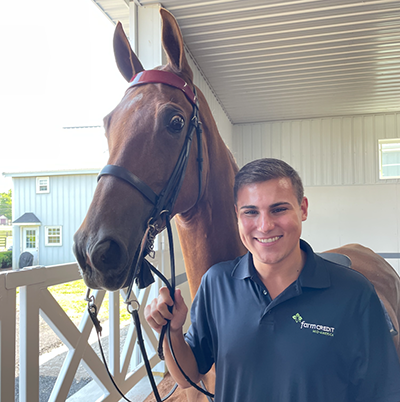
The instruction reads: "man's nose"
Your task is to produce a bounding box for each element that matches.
[258,213,274,232]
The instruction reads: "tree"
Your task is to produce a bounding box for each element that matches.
[0,190,12,220]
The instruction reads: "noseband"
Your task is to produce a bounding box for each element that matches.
[86,70,213,401]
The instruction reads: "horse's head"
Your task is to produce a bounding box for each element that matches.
[73,9,207,291]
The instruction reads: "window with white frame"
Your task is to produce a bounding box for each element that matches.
[379,139,400,179]
[45,226,62,246]
[36,177,50,193]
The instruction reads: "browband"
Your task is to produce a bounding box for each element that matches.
[129,70,198,106]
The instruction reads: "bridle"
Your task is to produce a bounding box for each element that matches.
[85,69,214,401]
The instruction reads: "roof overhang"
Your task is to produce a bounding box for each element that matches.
[13,213,42,226]
[93,0,400,123]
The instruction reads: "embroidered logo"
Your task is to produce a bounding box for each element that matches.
[292,313,303,323]
[292,312,335,337]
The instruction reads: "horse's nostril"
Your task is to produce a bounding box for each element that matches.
[100,240,120,263]
[92,239,128,273]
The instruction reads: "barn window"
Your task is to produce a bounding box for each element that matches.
[379,139,400,179]
[45,226,62,246]
[36,177,50,193]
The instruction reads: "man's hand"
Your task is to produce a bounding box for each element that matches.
[144,287,188,333]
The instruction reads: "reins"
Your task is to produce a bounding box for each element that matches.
[85,70,214,401]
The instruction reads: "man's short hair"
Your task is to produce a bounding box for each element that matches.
[234,158,304,205]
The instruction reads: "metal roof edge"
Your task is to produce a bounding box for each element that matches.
[3,169,101,178]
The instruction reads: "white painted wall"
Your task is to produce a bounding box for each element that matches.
[233,112,400,274]
[303,184,400,273]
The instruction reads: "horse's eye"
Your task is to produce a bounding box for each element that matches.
[168,115,185,133]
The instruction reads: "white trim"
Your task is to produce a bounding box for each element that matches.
[13,222,41,227]
[20,226,40,266]
[4,169,100,178]
[45,226,62,246]
[36,177,50,194]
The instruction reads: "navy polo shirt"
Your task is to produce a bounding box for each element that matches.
[185,240,400,402]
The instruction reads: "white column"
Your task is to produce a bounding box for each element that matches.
[129,1,138,54]
[132,3,163,70]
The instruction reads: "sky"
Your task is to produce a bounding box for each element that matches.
[0,0,128,192]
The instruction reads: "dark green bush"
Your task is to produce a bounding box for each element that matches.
[0,251,12,268]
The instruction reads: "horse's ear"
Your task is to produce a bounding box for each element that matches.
[113,22,144,82]
[160,8,193,82]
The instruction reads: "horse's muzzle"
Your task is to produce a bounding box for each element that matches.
[73,233,131,291]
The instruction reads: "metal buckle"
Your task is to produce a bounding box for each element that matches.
[126,299,141,314]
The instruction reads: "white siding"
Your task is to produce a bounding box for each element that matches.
[232,112,400,273]
[12,174,98,268]
[233,112,400,185]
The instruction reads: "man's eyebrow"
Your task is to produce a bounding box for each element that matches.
[239,205,257,210]
[269,202,291,208]
[239,202,292,211]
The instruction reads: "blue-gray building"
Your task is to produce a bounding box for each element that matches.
[4,169,99,268]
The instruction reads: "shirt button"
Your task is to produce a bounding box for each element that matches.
[263,290,268,295]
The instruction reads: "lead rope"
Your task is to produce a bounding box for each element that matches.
[85,221,166,402]
[86,214,214,401]
[162,216,214,401]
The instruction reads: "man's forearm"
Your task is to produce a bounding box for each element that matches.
[163,329,202,389]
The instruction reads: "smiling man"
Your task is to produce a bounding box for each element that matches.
[145,158,400,402]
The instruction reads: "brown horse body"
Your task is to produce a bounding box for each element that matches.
[73,7,400,401]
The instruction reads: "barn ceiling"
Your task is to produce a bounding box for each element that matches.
[93,0,400,124]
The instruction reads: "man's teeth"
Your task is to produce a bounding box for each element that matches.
[258,236,280,243]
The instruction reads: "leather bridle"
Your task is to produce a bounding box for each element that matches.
[85,70,214,401]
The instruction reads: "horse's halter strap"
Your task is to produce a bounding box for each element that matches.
[97,70,203,289]
[129,70,198,106]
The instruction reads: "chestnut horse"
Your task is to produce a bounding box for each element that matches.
[73,7,400,402]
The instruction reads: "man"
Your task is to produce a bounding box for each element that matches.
[145,158,400,401]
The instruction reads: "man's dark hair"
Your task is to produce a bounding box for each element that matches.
[234,158,304,205]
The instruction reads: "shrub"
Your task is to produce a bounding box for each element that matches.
[0,251,12,268]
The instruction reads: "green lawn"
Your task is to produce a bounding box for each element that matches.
[48,279,131,323]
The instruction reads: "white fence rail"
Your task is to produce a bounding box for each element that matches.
[0,254,165,402]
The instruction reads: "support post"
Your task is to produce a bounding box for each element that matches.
[19,284,40,402]
[0,274,16,402]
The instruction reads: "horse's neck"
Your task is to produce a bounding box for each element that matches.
[174,97,246,298]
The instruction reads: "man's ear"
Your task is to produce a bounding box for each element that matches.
[301,197,308,221]
[234,204,239,218]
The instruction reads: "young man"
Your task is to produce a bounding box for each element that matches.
[145,158,400,401]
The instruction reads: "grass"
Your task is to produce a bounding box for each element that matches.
[48,279,131,323]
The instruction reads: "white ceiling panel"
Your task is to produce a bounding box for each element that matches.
[93,0,400,123]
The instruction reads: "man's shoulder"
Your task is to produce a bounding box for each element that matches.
[316,254,375,292]
[203,254,246,280]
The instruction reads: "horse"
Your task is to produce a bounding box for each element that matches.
[73,7,400,402]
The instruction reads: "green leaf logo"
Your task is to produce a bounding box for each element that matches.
[292,313,303,323]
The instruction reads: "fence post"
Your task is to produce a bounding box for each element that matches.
[0,273,16,402]
[19,284,40,402]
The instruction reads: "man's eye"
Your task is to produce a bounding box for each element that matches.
[244,210,257,215]
[272,208,287,214]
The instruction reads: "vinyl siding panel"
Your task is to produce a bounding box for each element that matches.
[233,112,400,186]
[12,173,98,268]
